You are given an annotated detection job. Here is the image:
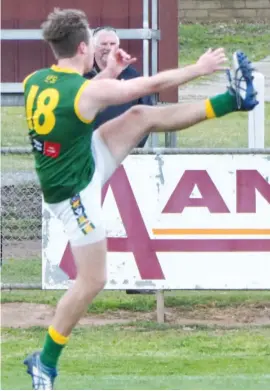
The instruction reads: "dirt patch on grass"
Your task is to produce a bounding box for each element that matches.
[2,302,270,328]
[3,240,41,260]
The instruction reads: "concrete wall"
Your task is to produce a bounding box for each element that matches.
[178,0,270,21]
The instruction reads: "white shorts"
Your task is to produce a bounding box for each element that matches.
[45,131,118,247]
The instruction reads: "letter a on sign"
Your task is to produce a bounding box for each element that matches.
[163,170,230,213]
[60,166,165,280]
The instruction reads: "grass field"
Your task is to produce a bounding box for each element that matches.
[2,262,270,389]
[2,285,270,313]
[2,324,270,390]
[1,22,270,390]
[178,22,270,66]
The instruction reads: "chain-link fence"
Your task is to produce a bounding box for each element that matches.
[1,149,42,287]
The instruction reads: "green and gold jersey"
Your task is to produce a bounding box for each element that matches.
[23,65,95,204]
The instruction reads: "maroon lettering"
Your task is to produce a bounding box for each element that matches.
[237,170,270,213]
[163,170,230,213]
[59,167,270,281]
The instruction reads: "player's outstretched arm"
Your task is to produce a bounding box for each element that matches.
[78,48,227,121]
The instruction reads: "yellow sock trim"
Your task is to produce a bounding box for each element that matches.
[48,326,69,345]
[205,99,216,119]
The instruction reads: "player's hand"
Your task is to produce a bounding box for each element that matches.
[106,46,137,77]
[196,48,228,76]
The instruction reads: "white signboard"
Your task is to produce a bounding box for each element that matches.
[42,154,270,290]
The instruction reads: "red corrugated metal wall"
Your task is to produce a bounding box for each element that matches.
[1,0,178,102]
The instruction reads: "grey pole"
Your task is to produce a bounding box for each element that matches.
[143,0,150,78]
[150,0,159,148]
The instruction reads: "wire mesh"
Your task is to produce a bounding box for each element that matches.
[1,152,42,286]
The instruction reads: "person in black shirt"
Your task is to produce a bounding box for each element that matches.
[84,26,155,148]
